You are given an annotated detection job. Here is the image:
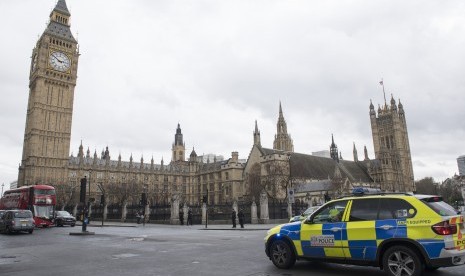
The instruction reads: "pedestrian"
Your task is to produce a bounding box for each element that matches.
[231,209,237,228]
[136,211,142,224]
[238,209,245,228]
[179,209,184,225]
[187,208,193,226]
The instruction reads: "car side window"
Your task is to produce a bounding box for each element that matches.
[379,198,416,219]
[312,200,348,223]
[349,198,379,221]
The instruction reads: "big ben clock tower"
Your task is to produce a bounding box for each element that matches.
[18,0,79,187]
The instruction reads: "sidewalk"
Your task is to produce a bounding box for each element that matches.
[77,221,282,231]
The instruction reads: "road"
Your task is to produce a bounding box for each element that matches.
[1,223,464,276]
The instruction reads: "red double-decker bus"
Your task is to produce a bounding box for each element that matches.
[0,185,56,227]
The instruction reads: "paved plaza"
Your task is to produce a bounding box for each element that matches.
[1,223,464,276]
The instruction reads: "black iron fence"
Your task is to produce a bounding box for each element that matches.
[60,200,305,223]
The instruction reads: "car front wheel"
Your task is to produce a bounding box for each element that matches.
[383,246,423,276]
[269,239,296,269]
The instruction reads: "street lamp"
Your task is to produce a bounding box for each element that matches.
[143,184,148,226]
[1,183,4,197]
[88,169,92,202]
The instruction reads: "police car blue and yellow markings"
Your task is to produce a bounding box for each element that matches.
[279,223,301,241]
[267,197,465,264]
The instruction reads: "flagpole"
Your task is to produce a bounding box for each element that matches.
[380,79,387,108]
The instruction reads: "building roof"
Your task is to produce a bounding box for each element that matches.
[45,21,77,43]
[259,147,373,183]
[54,0,71,16]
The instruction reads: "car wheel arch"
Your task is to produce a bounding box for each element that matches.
[377,239,429,269]
[266,234,298,259]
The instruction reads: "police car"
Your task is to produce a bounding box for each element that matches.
[265,188,465,276]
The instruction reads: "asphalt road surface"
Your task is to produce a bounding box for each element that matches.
[1,223,465,276]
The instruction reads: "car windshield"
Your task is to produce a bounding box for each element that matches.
[422,198,458,216]
[56,211,71,216]
[14,211,32,218]
[303,206,319,216]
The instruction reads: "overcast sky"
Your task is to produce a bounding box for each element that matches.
[1,0,464,192]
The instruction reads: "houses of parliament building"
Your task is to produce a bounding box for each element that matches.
[17,0,415,207]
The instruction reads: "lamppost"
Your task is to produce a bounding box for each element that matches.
[88,169,92,203]
[143,184,148,226]
[205,188,208,228]
[83,169,92,232]
[1,183,4,197]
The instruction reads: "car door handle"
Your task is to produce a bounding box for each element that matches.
[379,225,394,230]
[330,227,341,232]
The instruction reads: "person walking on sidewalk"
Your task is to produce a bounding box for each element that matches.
[231,209,237,228]
[179,209,184,225]
[187,208,193,226]
[238,209,245,228]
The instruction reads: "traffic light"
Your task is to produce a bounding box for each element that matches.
[79,177,87,203]
[100,194,105,206]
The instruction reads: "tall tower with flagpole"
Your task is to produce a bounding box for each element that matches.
[369,80,415,192]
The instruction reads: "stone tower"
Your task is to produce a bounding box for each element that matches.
[171,123,186,162]
[273,102,294,152]
[18,0,79,186]
[369,95,415,192]
[253,120,261,146]
[330,134,339,162]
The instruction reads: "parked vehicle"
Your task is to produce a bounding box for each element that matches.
[0,209,34,234]
[0,185,56,227]
[265,188,465,276]
[54,210,76,227]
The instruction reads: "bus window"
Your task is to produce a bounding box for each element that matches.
[34,189,56,195]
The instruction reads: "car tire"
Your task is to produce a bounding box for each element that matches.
[71,224,75,227]
[270,239,296,269]
[6,226,13,234]
[28,229,33,234]
[383,245,424,276]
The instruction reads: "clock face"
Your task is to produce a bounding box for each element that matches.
[49,51,71,72]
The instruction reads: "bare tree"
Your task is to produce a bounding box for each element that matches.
[247,164,262,202]
[262,160,290,200]
[55,180,79,210]
[246,159,291,201]
[112,182,141,204]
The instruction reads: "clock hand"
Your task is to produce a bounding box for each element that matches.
[52,54,63,63]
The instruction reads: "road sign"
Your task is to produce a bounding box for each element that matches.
[288,188,295,204]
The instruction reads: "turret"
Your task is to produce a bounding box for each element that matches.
[253,120,261,146]
[273,102,294,152]
[172,123,186,162]
[330,134,339,162]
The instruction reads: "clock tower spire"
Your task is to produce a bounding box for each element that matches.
[18,0,79,186]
